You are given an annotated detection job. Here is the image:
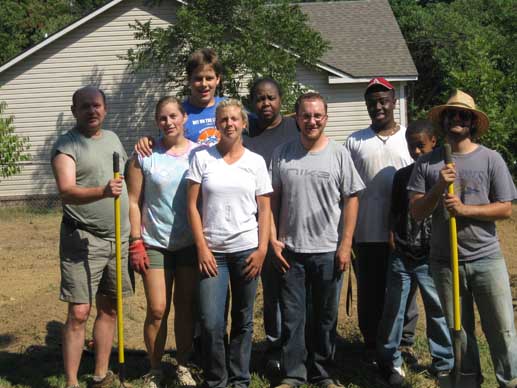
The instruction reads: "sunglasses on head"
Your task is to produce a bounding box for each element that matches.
[445,109,473,122]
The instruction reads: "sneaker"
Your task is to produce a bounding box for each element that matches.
[400,346,418,366]
[176,365,196,387]
[91,370,116,388]
[265,359,281,379]
[435,370,451,379]
[143,372,162,388]
[387,366,405,387]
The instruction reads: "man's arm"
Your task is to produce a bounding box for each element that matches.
[336,194,359,272]
[410,164,453,221]
[51,152,123,204]
[443,196,512,221]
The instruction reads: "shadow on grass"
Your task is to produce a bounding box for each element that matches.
[0,320,150,388]
[0,323,439,388]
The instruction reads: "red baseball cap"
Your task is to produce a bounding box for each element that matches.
[365,77,395,94]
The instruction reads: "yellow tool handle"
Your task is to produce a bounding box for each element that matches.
[113,153,125,365]
[447,179,461,331]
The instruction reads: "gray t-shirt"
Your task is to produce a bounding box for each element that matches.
[271,138,365,253]
[51,128,130,241]
[408,145,517,262]
[244,116,299,167]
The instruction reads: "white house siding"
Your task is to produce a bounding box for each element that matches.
[296,65,405,143]
[0,0,177,200]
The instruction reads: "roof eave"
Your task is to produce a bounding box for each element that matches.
[315,62,418,84]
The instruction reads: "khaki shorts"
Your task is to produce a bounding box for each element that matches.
[59,222,133,304]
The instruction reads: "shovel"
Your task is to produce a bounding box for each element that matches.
[113,152,129,387]
[437,144,478,388]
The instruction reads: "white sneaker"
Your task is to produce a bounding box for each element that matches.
[388,366,405,386]
[143,372,162,388]
[176,365,196,387]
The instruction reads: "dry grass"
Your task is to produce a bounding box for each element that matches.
[0,205,516,387]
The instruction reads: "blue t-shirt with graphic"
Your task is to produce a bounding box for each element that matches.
[183,96,225,146]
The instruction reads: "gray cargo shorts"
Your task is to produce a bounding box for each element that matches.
[59,222,133,304]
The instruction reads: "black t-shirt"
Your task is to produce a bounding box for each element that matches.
[391,163,431,260]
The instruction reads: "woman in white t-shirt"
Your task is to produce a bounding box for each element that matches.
[127,96,200,388]
[186,99,272,388]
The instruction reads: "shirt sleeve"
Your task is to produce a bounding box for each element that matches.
[186,151,203,183]
[489,150,517,202]
[339,147,365,196]
[407,158,426,194]
[51,132,77,162]
[255,155,273,196]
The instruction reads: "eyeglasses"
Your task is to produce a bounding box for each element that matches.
[299,113,327,123]
[445,109,472,122]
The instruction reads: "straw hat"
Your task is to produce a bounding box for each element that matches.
[428,89,489,137]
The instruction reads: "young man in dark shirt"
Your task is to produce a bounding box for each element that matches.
[376,120,453,386]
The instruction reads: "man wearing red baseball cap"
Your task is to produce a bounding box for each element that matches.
[345,77,414,365]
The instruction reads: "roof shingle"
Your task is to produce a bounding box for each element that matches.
[299,0,417,78]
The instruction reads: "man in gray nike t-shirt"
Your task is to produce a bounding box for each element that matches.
[270,92,364,388]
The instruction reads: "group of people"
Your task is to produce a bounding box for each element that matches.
[51,48,517,388]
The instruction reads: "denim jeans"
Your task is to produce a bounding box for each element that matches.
[198,249,259,388]
[262,251,282,352]
[430,254,517,388]
[401,281,419,347]
[377,251,454,371]
[355,242,390,350]
[280,249,341,386]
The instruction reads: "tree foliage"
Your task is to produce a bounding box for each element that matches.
[0,101,29,179]
[126,0,328,111]
[390,0,517,177]
[0,0,109,65]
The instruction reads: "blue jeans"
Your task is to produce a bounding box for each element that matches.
[280,249,341,386]
[262,251,282,352]
[377,251,454,371]
[430,254,517,388]
[198,249,259,388]
[401,281,419,347]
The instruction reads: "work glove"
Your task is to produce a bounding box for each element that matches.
[129,239,150,274]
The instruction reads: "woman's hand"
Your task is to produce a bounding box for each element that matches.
[244,248,266,280]
[198,246,218,277]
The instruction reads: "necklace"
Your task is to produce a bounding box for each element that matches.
[375,125,398,144]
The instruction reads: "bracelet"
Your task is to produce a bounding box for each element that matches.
[129,236,143,243]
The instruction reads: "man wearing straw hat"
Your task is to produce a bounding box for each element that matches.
[51,86,133,388]
[408,89,517,387]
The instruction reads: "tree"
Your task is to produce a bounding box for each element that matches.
[126,0,328,111]
[0,0,110,65]
[390,0,517,177]
[0,101,30,179]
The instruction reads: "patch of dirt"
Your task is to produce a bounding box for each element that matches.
[0,205,516,386]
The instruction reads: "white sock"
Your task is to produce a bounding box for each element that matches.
[92,374,106,382]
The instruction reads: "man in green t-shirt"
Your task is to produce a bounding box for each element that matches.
[51,86,132,388]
